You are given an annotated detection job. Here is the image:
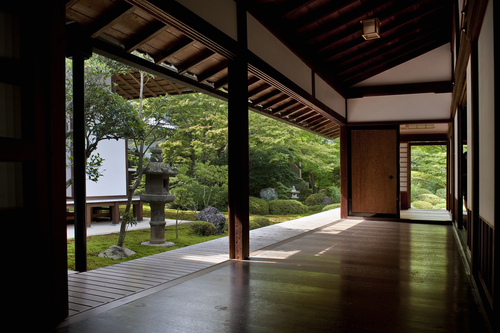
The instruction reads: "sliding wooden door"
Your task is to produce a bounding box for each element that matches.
[350,128,399,217]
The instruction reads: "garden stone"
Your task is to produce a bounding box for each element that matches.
[99,245,136,260]
[197,206,226,235]
[321,197,334,206]
[260,187,279,201]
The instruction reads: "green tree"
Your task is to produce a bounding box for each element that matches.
[248,112,340,194]
[65,55,142,188]
[160,93,228,175]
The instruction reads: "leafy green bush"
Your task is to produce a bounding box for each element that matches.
[411,171,446,193]
[268,200,308,215]
[417,193,445,206]
[435,203,447,210]
[252,217,270,228]
[328,186,341,203]
[308,205,324,213]
[411,187,433,202]
[249,221,261,230]
[412,201,434,209]
[322,203,341,211]
[188,221,216,236]
[304,193,327,206]
[249,196,269,215]
[436,188,447,199]
[298,188,312,202]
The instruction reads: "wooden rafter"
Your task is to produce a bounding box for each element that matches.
[89,2,136,38]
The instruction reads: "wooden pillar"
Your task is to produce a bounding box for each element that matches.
[72,53,88,272]
[340,125,348,219]
[66,22,92,272]
[228,0,249,260]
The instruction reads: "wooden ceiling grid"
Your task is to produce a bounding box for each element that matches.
[66,0,453,140]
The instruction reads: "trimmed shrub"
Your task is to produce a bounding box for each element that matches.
[268,200,308,215]
[411,170,446,193]
[305,193,327,206]
[249,221,261,230]
[435,203,447,210]
[308,205,324,213]
[252,217,270,228]
[298,188,312,202]
[188,221,216,236]
[411,201,434,209]
[436,188,447,199]
[249,196,269,215]
[417,193,445,206]
[328,186,341,203]
[411,187,433,202]
[322,203,341,211]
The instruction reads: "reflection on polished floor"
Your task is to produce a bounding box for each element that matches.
[56,219,489,333]
[400,208,452,223]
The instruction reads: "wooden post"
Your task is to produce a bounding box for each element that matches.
[340,125,348,219]
[228,0,249,260]
[66,22,92,272]
[72,53,88,272]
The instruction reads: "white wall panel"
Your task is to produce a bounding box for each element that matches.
[314,74,345,117]
[354,44,452,87]
[478,1,495,225]
[247,14,312,95]
[86,139,128,197]
[175,0,237,40]
[347,93,451,122]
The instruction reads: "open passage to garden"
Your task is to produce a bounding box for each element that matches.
[66,54,341,270]
[410,144,447,209]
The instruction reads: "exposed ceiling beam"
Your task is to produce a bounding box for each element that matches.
[153,38,193,64]
[176,49,215,75]
[124,21,168,53]
[196,59,228,82]
[89,2,136,38]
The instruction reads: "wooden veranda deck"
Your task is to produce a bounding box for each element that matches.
[62,210,340,323]
[57,209,490,332]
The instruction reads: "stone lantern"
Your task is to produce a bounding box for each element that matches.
[140,147,178,246]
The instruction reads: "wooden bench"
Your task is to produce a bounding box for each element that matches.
[66,197,143,227]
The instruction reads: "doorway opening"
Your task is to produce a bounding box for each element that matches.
[409,143,448,210]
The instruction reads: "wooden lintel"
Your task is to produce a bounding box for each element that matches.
[347,81,453,98]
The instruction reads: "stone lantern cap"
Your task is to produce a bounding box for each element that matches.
[143,162,178,176]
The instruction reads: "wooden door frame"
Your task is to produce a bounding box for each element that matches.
[347,125,400,218]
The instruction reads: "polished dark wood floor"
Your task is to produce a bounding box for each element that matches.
[56,219,489,333]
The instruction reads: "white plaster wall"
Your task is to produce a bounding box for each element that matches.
[247,14,312,95]
[86,139,128,197]
[174,0,237,40]
[353,44,452,87]
[347,93,451,122]
[478,1,494,225]
[314,74,346,117]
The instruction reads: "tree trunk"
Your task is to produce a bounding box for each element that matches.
[309,172,316,193]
